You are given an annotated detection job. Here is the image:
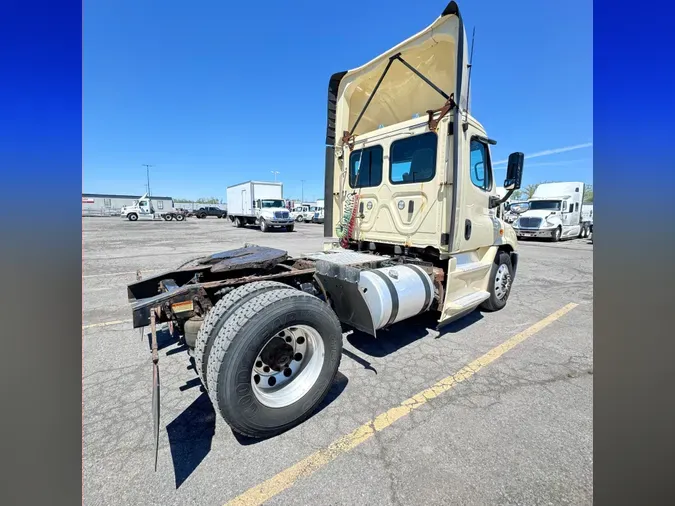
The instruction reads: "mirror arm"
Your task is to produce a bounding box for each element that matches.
[489,188,515,209]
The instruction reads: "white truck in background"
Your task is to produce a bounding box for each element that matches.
[290,203,317,222]
[226,181,295,232]
[513,182,592,241]
[120,193,185,222]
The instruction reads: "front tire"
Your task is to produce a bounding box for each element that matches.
[260,219,269,232]
[480,251,514,312]
[296,215,304,222]
[206,289,343,438]
[286,224,294,232]
[552,227,562,242]
[128,213,138,221]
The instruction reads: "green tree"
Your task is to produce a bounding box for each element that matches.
[524,184,539,199]
[583,184,593,203]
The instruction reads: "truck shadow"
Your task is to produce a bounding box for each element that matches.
[166,371,349,486]
[145,327,179,351]
[166,392,216,489]
[346,310,483,359]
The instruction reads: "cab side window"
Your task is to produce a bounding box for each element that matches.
[469,139,493,191]
[390,132,437,184]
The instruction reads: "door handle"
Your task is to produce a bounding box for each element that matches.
[464,219,472,240]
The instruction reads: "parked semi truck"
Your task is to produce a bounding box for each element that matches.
[226,181,294,232]
[126,2,524,464]
[120,193,186,222]
[512,182,591,241]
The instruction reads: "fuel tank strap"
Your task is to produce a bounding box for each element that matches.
[370,269,399,327]
[405,264,433,311]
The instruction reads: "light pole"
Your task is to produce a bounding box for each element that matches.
[142,164,154,196]
[271,170,280,182]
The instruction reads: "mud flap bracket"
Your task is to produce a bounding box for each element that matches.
[314,262,376,337]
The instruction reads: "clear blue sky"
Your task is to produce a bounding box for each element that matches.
[83,0,592,201]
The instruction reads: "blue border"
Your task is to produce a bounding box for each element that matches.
[0,0,82,214]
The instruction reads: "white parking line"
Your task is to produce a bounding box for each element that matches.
[82,320,131,330]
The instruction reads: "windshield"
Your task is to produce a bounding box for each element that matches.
[261,199,285,208]
[529,200,561,211]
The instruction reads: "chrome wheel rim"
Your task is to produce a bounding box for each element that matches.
[251,325,325,408]
[494,264,512,300]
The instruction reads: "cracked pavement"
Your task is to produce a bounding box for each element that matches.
[83,217,593,505]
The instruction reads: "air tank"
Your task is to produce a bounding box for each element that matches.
[358,264,433,330]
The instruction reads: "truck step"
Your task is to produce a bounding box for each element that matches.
[452,261,490,275]
[447,290,490,310]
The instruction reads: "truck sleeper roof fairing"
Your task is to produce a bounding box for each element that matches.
[326,1,469,146]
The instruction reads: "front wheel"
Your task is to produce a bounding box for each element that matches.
[206,289,343,438]
[127,213,138,221]
[296,215,304,222]
[260,219,269,232]
[286,224,294,232]
[480,250,514,312]
[551,227,562,242]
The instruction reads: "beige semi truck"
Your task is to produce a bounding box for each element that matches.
[126,1,524,464]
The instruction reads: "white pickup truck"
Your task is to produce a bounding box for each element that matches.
[290,204,317,222]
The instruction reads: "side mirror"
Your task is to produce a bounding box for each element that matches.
[503,152,524,190]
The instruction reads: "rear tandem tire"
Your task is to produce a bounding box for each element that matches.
[194,281,291,388]
[206,289,343,438]
[176,214,185,222]
[480,250,514,312]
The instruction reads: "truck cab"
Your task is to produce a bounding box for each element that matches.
[512,182,585,241]
[120,193,156,221]
[323,1,523,324]
[254,198,295,231]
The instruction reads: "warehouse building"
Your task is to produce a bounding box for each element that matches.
[82,193,174,217]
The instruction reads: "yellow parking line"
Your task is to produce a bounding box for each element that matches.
[225,302,579,506]
[82,320,131,330]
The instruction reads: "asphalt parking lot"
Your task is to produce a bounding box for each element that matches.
[83,217,593,506]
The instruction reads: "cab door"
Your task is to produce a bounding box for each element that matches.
[138,200,153,219]
[453,129,500,252]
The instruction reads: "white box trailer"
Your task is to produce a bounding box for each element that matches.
[226,181,294,232]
